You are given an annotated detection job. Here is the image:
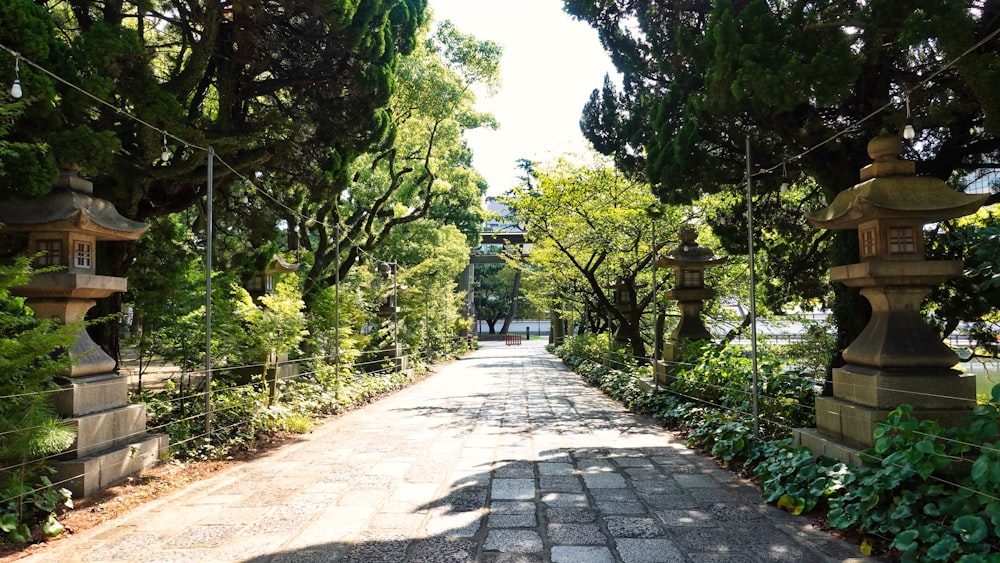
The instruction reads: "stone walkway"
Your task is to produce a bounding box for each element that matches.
[23,340,867,562]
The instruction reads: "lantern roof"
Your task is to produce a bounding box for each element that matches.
[0,169,147,241]
[807,131,988,230]
[264,254,300,275]
[657,225,727,268]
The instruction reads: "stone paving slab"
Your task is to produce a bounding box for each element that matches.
[21,340,869,562]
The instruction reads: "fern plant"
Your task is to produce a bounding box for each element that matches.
[0,254,76,543]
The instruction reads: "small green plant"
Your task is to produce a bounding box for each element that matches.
[553,334,1000,560]
[753,440,852,516]
[826,388,1000,561]
[0,255,77,543]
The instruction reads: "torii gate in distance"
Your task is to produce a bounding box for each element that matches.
[461,231,528,335]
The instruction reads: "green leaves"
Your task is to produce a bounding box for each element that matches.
[41,514,64,538]
[556,332,1000,559]
[953,515,989,544]
[0,257,77,544]
[970,448,1000,483]
[777,494,805,516]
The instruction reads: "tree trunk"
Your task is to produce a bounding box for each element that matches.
[500,269,521,334]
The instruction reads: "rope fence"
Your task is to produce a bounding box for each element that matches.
[0,335,474,509]
[563,334,1000,524]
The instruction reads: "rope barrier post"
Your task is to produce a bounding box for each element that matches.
[745,135,760,440]
[392,261,400,372]
[651,208,659,390]
[335,225,341,394]
[204,146,214,441]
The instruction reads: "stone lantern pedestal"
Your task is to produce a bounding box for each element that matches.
[610,278,644,346]
[238,255,302,397]
[793,133,988,465]
[0,168,167,497]
[655,227,727,386]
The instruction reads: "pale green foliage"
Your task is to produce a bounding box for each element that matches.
[502,151,679,355]
[232,276,309,366]
[387,221,472,355]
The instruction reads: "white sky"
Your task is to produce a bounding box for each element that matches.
[427,0,617,196]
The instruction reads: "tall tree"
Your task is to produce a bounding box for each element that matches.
[1,0,428,258]
[474,262,515,334]
[502,153,674,359]
[564,0,1000,347]
[1,0,432,356]
[278,19,500,304]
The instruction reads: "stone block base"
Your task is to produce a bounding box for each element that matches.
[64,403,149,458]
[636,371,656,393]
[54,433,168,498]
[832,365,977,410]
[50,371,168,498]
[814,396,973,451]
[792,427,869,467]
[53,373,129,417]
[657,342,694,387]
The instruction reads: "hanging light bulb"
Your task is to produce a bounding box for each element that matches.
[160,132,170,161]
[10,56,22,98]
[903,93,916,140]
[779,161,789,193]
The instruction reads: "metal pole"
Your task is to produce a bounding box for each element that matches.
[204,146,214,439]
[652,217,659,389]
[745,135,760,439]
[392,261,399,364]
[335,225,340,380]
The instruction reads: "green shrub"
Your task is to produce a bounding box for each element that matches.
[0,256,76,543]
[553,335,1000,560]
[135,353,430,462]
[669,343,818,437]
[827,390,1000,561]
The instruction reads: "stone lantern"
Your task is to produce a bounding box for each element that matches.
[248,254,299,301]
[1,168,145,376]
[611,278,635,313]
[659,226,727,340]
[655,226,727,385]
[609,278,644,344]
[793,131,989,465]
[0,166,166,497]
[240,254,301,396]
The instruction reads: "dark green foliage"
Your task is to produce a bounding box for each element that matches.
[553,334,1000,559]
[0,256,76,544]
[669,344,819,434]
[565,0,999,200]
[824,395,1000,560]
[565,0,1000,350]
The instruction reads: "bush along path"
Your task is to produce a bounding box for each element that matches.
[551,335,1000,562]
[0,339,475,555]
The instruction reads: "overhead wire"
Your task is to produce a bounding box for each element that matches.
[751,24,1000,178]
[0,43,402,271]
[0,14,996,502]
[2,21,997,251]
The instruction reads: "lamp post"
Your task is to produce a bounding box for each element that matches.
[745,135,760,439]
[647,204,665,386]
